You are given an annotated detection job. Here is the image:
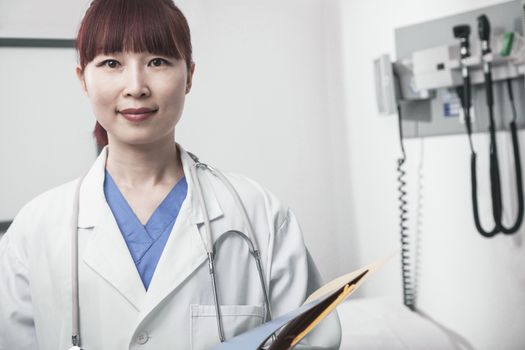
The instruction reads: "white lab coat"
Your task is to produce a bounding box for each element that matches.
[0,145,341,350]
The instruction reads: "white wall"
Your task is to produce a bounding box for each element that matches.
[339,0,525,348]
[0,0,95,222]
[0,48,97,221]
[0,0,89,38]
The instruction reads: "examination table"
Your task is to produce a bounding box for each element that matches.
[338,297,456,349]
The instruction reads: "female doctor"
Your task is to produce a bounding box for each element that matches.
[0,0,341,349]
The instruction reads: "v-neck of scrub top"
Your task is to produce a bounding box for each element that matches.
[103,170,188,290]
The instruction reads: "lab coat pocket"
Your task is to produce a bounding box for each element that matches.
[190,304,265,350]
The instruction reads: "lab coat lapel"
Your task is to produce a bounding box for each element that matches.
[139,203,205,318]
[78,147,146,310]
[138,146,224,319]
[82,209,146,310]
[77,145,226,320]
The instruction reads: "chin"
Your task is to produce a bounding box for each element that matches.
[112,130,174,146]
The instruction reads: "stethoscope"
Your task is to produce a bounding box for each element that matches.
[69,152,272,349]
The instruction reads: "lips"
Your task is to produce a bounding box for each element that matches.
[119,107,158,122]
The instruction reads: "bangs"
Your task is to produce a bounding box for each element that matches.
[76,0,192,69]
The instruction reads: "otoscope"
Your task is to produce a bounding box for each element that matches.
[453,23,500,237]
[454,24,472,133]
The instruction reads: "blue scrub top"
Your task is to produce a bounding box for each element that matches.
[104,170,188,290]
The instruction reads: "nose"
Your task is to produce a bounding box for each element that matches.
[123,65,150,98]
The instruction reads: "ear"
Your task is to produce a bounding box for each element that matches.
[185,62,196,94]
[75,65,88,95]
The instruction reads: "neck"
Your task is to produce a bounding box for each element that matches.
[105,134,183,189]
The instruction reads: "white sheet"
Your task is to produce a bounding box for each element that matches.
[338,297,456,349]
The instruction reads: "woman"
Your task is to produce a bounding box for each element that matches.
[0,0,341,349]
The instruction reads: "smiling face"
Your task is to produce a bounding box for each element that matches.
[77,52,194,146]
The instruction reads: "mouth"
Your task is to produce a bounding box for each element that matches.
[119,107,158,122]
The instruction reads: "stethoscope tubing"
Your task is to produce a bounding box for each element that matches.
[190,160,273,341]
[71,176,83,349]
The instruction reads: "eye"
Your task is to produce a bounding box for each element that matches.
[149,58,170,67]
[98,59,120,68]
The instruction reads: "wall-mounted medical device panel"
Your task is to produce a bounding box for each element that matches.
[411,35,524,91]
[376,0,525,138]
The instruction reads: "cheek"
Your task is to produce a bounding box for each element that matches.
[85,73,118,113]
[166,74,186,95]
[159,75,187,107]
[92,92,116,113]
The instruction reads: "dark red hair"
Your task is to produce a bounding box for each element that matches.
[75,0,193,147]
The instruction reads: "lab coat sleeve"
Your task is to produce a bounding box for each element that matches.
[267,208,342,349]
[0,209,38,350]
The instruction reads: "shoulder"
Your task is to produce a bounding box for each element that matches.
[3,178,80,246]
[18,178,80,221]
[209,170,290,231]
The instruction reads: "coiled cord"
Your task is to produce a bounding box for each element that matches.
[413,138,424,309]
[396,104,416,311]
